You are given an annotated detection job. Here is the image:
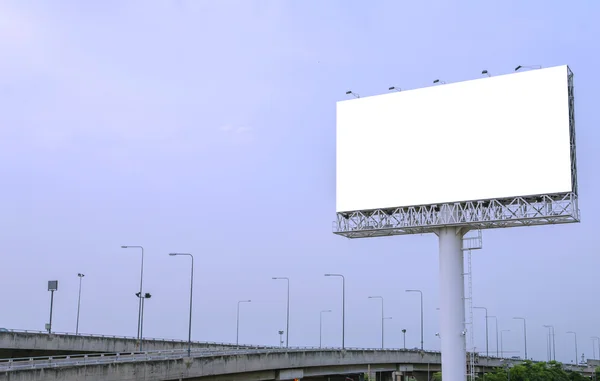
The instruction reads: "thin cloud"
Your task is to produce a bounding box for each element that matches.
[219,124,254,145]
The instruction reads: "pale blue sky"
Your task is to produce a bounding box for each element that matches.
[1,0,599,363]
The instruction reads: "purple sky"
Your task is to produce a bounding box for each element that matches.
[1,0,599,363]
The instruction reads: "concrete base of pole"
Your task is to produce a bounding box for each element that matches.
[438,226,466,381]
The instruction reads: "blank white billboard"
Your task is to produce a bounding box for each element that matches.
[336,65,573,213]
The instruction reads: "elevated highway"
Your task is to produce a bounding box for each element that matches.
[0,347,531,381]
[0,330,270,359]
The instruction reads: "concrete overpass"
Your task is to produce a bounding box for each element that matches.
[0,330,271,359]
[0,347,528,381]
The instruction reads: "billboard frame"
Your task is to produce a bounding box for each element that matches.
[334,67,579,239]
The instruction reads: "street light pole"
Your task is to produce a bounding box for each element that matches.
[475,307,489,357]
[368,296,384,349]
[402,329,407,349]
[320,310,331,348]
[543,325,552,361]
[488,316,499,357]
[513,317,527,359]
[324,274,345,349]
[76,273,85,335]
[121,245,144,350]
[567,331,578,366]
[551,326,556,361]
[592,337,600,360]
[543,325,555,361]
[236,300,251,347]
[406,290,424,350]
[136,291,151,350]
[501,329,510,358]
[169,253,194,357]
[272,277,290,348]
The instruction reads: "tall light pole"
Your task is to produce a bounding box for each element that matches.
[544,325,555,361]
[320,309,331,348]
[406,290,424,350]
[402,329,407,349]
[543,325,553,361]
[272,277,289,348]
[513,317,527,359]
[474,307,489,357]
[567,331,578,366]
[324,274,345,349]
[406,290,423,350]
[76,273,85,335]
[136,291,151,350]
[593,338,597,360]
[121,245,144,349]
[488,315,499,357]
[236,300,251,347]
[501,329,510,358]
[592,337,600,360]
[368,296,385,349]
[169,253,194,357]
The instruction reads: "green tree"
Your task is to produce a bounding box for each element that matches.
[477,361,588,381]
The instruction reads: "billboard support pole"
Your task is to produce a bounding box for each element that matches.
[438,224,467,381]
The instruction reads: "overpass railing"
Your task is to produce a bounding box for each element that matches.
[0,347,439,372]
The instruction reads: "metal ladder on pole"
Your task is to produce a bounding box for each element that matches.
[463,230,482,381]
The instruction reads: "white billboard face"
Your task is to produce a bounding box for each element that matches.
[336,65,573,213]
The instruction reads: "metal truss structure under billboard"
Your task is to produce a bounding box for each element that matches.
[335,66,579,239]
[333,192,580,238]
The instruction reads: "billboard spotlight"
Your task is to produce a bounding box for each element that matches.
[515,65,542,72]
[433,79,446,84]
[482,70,490,77]
[345,90,360,98]
[388,86,401,92]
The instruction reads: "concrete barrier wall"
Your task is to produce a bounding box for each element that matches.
[0,331,269,358]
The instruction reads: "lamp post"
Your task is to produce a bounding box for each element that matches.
[121,245,144,348]
[236,300,251,347]
[76,274,85,335]
[501,330,510,358]
[324,274,345,349]
[47,280,58,334]
[368,296,385,349]
[543,325,553,361]
[567,331,578,366]
[320,310,331,348]
[513,317,527,359]
[474,307,489,357]
[544,325,555,361]
[592,337,600,360]
[488,316,499,357]
[272,277,290,348]
[402,329,407,349]
[406,290,424,350]
[384,316,393,344]
[135,291,151,350]
[169,253,194,357]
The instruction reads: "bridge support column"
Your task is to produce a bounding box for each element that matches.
[438,226,466,381]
